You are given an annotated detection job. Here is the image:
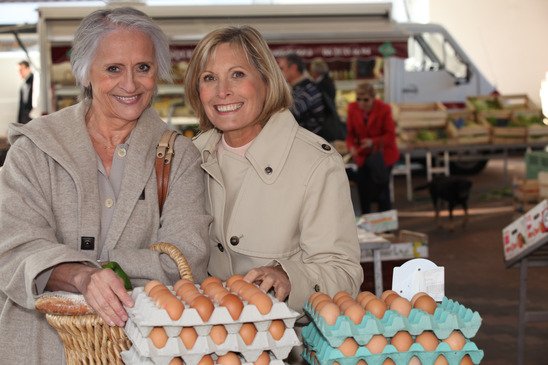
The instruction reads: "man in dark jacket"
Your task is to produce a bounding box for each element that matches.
[278,53,325,135]
[17,60,34,124]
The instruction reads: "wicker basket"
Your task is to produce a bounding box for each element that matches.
[35,242,193,365]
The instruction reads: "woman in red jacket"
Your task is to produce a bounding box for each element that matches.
[346,82,400,214]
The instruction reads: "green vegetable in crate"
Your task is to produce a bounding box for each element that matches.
[486,117,510,127]
[511,113,542,127]
[416,129,438,141]
[471,98,501,111]
[102,261,132,290]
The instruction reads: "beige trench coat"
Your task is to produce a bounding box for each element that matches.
[194,110,363,312]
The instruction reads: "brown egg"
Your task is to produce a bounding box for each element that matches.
[443,330,466,350]
[364,298,387,318]
[209,324,228,345]
[344,303,366,324]
[240,285,261,301]
[410,292,428,305]
[221,293,244,320]
[413,294,437,315]
[201,276,222,290]
[163,295,184,320]
[381,289,397,301]
[333,290,351,304]
[315,299,333,314]
[182,290,202,306]
[415,331,439,351]
[173,278,194,293]
[228,280,248,295]
[204,284,227,300]
[337,337,358,356]
[217,352,241,365]
[149,285,170,300]
[226,274,245,289]
[383,359,396,365]
[179,327,198,349]
[191,295,215,321]
[365,334,387,354]
[248,291,273,315]
[390,331,413,351]
[389,296,412,317]
[358,293,377,308]
[144,280,163,295]
[460,355,474,365]
[168,357,184,365]
[308,292,326,305]
[356,291,375,303]
[434,356,449,365]
[268,319,286,341]
[254,351,271,365]
[339,298,359,313]
[311,293,332,310]
[176,283,199,300]
[319,302,340,325]
[213,288,230,303]
[239,322,257,345]
[383,292,400,306]
[197,355,214,365]
[149,327,168,348]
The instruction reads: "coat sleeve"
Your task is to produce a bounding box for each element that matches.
[277,152,363,310]
[0,142,98,310]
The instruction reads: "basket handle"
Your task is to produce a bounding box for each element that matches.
[35,242,193,315]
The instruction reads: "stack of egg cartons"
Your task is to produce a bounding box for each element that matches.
[301,290,484,365]
[121,276,301,365]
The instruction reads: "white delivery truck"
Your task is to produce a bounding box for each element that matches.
[35,2,496,172]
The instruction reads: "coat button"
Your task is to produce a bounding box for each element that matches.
[230,236,239,246]
[314,284,320,292]
[217,243,224,252]
[321,144,331,151]
[264,166,273,174]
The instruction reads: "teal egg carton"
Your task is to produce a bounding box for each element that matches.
[303,297,481,347]
[302,323,484,365]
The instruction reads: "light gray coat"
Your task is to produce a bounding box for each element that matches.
[0,102,211,364]
[194,110,363,312]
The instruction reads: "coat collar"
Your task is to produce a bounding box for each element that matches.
[197,109,298,185]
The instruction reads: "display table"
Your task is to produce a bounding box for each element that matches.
[357,228,391,296]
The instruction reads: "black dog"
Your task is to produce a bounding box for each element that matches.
[415,175,472,229]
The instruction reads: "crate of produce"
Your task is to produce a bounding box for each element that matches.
[499,93,537,111]
[398,128,448,147]
[477,109,526,144]
[446,109,490,145]
[509,109,548,143]
[525,151,548,179]
[466,95,502,117]
[392,102,448,129]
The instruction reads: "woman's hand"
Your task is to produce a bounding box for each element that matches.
[243,265,291,302]
[47,263,134,327]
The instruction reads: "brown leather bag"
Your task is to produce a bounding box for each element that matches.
[155,130,179,214]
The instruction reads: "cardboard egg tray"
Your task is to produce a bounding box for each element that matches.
[121,346,286,365]
[301,323,485,365]
[123,286,302,365]
[304,296,481,347]
[124,317,300,363]
[127,287,300,333]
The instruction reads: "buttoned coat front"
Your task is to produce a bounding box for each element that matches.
[194,110,363,312]
[0,102,211,364]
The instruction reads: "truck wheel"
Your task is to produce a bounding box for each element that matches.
[450,159,488,175]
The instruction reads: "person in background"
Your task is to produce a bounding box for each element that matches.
[309,57,336,103]
[185,25,362,313]
[278,53,325,135]
[346,81,399,214]
[0,8,210,364]
[17,60,36,124]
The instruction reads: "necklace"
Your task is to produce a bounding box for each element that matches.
[89,133,117,150]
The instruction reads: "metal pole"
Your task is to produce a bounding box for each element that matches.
[517,259,528,365]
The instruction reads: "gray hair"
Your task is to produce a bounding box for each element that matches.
[71,7,172,100]
[310,57,329,75]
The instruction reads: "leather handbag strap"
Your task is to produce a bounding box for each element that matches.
[155,130,179,215]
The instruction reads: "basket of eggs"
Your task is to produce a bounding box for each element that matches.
[34,242,193,365]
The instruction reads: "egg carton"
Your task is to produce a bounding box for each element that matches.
[122,346,286,365]
[127,287,300,333]
[125,317,301,363]
[304,297,481,347]
[302,324,484,365]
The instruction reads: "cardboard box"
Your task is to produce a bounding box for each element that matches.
[502,215,527,261]
[360,229,428,262]
[523,200,548,246]
[357,209,398,233]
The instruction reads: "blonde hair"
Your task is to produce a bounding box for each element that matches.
[184,25,292,131]
[355,81,376,98]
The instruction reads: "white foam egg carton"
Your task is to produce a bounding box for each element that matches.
[127,286,300,333]
[125,317,301,363]
[121,346,286,365]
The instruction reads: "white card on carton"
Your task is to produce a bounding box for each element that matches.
[392,258,445,301]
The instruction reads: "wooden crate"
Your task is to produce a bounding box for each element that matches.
[446,109,491,144]
[491,127,527,144]
[527,124,548,143]
[392,102,447,128]
[499,93,537,111]
[399,128,448,147]
[466,95,502,117]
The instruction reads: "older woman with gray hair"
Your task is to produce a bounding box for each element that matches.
[0,7,210,364]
